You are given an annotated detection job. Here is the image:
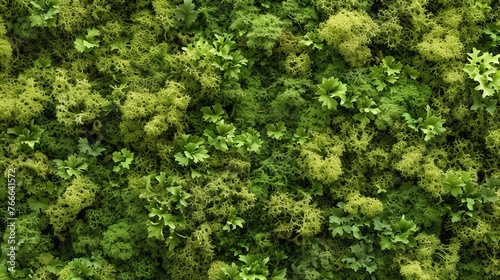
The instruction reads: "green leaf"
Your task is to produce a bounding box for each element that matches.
[201,103,226,123]
[315,77,347,109]
[110,38,129,51]
[74,38,88,52]
[175,0,199,28]
[403,65,419,79]
[166,231,182,251]
[481,186,498,203]
[382,56,403,76]
[270,268,287,280]
[223,213,245,231]
[317,94,338,110]
[450,210,465,223]
[27,197,49,213]
[112,148,134,171]
[174,152,190,166]
[146,220,164,240]
[86,28,100,39]
[78,138,106,156]
[293,127,310,145]
[266,121,286,140]
[443,170,465,197]
[234,128,263,155]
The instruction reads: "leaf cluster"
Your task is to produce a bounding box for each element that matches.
[403,105,446,141]
[29,0,60,28]
[369,56,419,91]
[7,120,44,150]
[74,28,101,53]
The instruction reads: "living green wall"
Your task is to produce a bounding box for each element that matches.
[1,0,500,279]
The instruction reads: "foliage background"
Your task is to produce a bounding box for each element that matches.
[1,0,500,279]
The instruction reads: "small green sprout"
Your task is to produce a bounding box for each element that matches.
[74,28,100,53]
[53,155,89,179]
[112,148,134,174]
[174,135,210,166]
[266,121,286,140]
[315,77,347,110]
[7,120,44,150]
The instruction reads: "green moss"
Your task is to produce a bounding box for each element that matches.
[246,14,287,55]
[298,131,344,185]
[46,177,99,238]
[267,192,324,245]
[319,9,379,66]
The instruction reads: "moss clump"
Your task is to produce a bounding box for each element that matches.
[319,9,379,66]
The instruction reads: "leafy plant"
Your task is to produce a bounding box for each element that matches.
[369,56,419,91]
[183,34,248,79]
[315,77,347,110]
[233,128,264,156]
[223,212,245,231]
[484,23,500,48]
[7,120,44,150]
[266,121,287,140]
[174,0,199,29]
[174,134,210,166]
[351,96,381,125]
[112,148,134,174]
[369,56,402,91]
[74,28,101,53]
[166,184,191,213]
[293,127,310,145]
[463,48,500,98]
[403,105,446,141]
[210,34,249,80]
[218,255,287,280]
[373,215,418,250]
[146,199,186,248]
[109,38,129,51]
[34,56,52,68]
[329,202,370,240]
[53,155,89,179]
[341,240,377,274]
[27,196,49,213]
[299,32,323,50]
[470,89,497,115]
[201,103,227,124]
[443,171,498,223]
[66,257,101,279]
[29,0,60,28]
[78,137,106,157]
[204,121,236,151]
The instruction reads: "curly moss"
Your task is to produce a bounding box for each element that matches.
[120,81,190,142]
[344,191,384,218]
[283,53,312,77]
[396,233,460,280]
[298,131,344,185]
[246,14,287,55]
[166,223,216,280]
[189,171,255,223]
[319,9,379,66]
[101,221,137,260]
[486,128,500,157]
[267,192,324,245]
[53,69,111,128]
[208,261,229,280]
[2,213,53,267]
[417,26,464,62]
[152,0,176,31]
[57,0,90,34]
[46,177,99,238]
[394,145,425,177]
